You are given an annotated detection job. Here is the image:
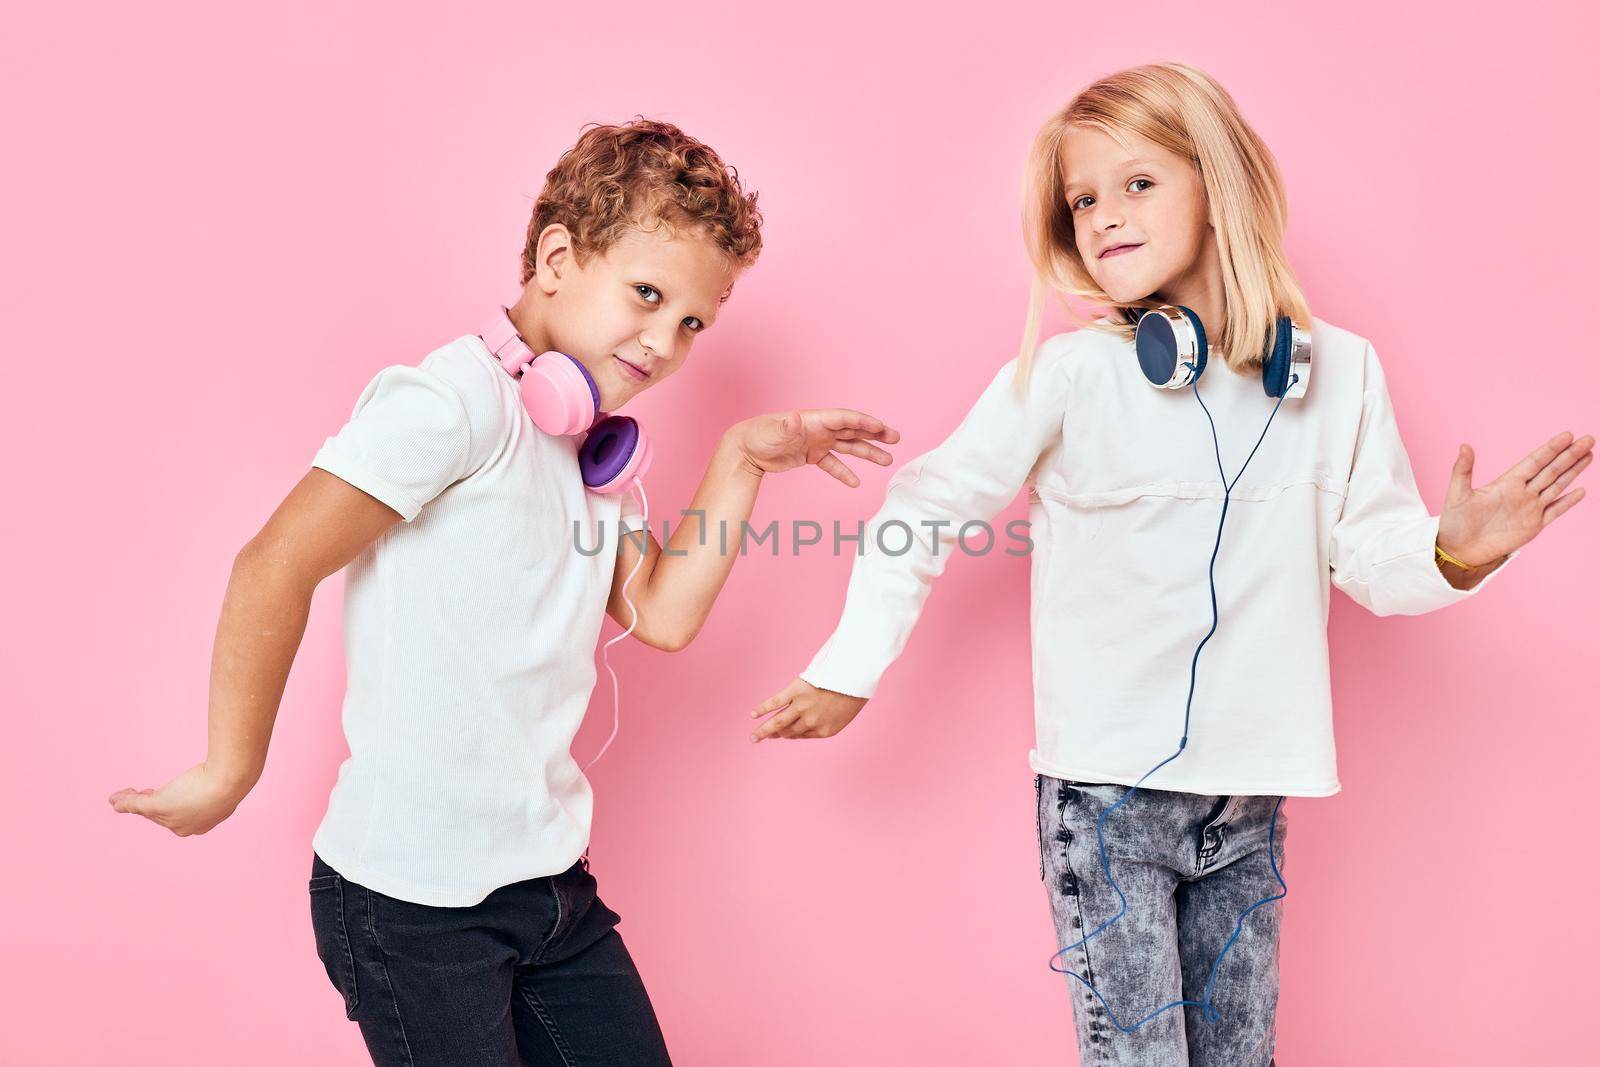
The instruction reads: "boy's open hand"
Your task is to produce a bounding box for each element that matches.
[1437,431,1592,565]
[109,762,249,837]
[750,676,868,742]
[730,409,899,487]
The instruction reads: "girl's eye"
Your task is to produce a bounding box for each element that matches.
[1071,195,1094,212]
[683,318,704,333]
[634,284,661,304]
[1129,178,1153,193]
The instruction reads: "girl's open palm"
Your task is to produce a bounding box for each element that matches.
[749,677,868,742]
[1437,431,1592,565]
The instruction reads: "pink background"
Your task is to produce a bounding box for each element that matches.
[6,1,1597,1063]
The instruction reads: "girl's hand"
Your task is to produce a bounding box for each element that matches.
[750,677,868,741]
[729,409,900,487]
[108,761,251,837]
[1437,431,1592,565]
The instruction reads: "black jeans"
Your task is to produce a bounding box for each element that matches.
[308,852,672,1066]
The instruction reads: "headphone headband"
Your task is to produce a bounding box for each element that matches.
[480,306,534,375]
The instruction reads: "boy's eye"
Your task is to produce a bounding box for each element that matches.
[634,284,661,304]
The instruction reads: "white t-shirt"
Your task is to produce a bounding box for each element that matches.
[309,333,644,906]
[800,318,1514,797]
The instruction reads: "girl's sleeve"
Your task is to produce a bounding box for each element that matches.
[798,336,1077,699]
[311,346,506,521]
[1327,341,1516,615]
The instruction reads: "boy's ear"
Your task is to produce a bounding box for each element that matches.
[533,223,574,295]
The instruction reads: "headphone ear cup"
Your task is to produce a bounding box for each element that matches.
[1262,317,1293,398]
[1177,306,1209,381]
[580,415,653,493]
[1133,305,1209,388]
[521,352,601,436]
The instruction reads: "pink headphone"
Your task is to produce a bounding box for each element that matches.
[478,305,653,493]
[479,304,651,775]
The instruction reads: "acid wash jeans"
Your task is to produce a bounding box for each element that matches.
[1036,774,1289,1066]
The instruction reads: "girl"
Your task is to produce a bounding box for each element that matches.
[750,63,1590,1065]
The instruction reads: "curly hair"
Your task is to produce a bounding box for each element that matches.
[521,118,763,286]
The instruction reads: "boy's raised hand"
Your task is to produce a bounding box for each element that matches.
[750,677,868,742]
[730,409,899,487]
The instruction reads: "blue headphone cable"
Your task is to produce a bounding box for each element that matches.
[1047,368,1298,1031]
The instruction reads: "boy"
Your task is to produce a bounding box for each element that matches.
[110,119,898,1064]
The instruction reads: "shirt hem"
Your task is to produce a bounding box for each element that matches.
[1027,751,1342,798]
[310,831,584,908]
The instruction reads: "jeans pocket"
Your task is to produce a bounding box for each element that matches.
[309,870,360,1018]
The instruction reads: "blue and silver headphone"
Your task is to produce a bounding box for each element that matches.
[1127,304,1313,398]
[1048,303,1311,1033]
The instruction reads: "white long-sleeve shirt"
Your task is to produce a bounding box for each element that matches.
[799,318,1513,797]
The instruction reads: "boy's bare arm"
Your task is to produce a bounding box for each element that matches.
[109,469,399,835]
[603,432,760,652]
[607,409,898,651]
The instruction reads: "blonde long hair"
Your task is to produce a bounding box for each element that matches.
[1016,62,1310,394]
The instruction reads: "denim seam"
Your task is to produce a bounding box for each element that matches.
[1056,783,1110,1062]
[311,874,360,1016]
[362,888,416,1067]
[1034,774,1045,880]
[1196,795,1233,874]
[516,982,579,1067]
[333,877,358,1016]
[536,876,567,965]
